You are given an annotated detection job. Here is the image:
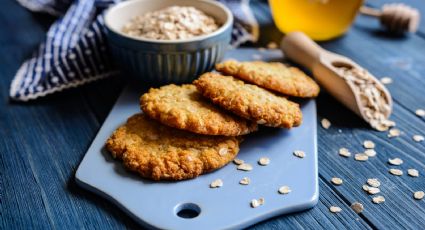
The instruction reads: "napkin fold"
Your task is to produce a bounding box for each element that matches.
[11,0,259,101]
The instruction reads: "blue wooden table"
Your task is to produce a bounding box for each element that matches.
[1,0,425,229]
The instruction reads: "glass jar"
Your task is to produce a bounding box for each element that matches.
[269,0,363,41]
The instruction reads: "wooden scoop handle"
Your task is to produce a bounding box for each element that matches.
[281,32,324,70]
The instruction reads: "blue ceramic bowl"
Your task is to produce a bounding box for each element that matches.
[104,0,233,85]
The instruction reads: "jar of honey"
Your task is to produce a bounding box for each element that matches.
[269,0,363,41]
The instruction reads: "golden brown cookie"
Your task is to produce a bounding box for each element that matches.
[193,73,302,128]
[141,84,257,136]
[105,113,241,181]
[216,60,320,98]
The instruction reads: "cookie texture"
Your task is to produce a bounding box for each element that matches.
[194,73,303,128]
[105,113,240,180]
[141,84,257,136]
[216,60,320,98]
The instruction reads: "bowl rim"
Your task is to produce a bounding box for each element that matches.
[104,0,234,44]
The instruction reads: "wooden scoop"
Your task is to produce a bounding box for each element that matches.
[360,4,420,33]
[281,32,393,126]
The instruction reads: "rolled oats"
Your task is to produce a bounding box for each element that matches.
[237,163,253,171]
[239,177,250,185]
[407,169,419,177]
[278,186,291,194]
[363,140,375,149]
[233,158,244,165]
[367,178,381,187]
[219,147,228,156]
[355,153,369,161]
[367,187,380,195]
[414,191,424,200]
[372,195,385,204]
[329,206,342,213]
[415,109,425,117]
[364,149,377,157]
[258,157,270,166]
[321,118,331,129]
[380,77,393,84]
[363,184,371,192]
[388,158,403,165]
[293,150,306,158]
[339,148,351,157]
[122,6,219,40]
[351,202,364,213]
[335,67,393,132]
[331,177,343,185]
[210,179,223,188]
[251,198,265,208]
[389,168,403,176]
[387,128,401,138]
[413,135,424,142]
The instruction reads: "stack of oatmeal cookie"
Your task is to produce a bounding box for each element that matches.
[106,60,320,181]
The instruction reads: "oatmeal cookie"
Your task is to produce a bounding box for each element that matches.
[105,113,241,180]
[141,84,257,136]
[193,73,302,128]
[216,60,320,98]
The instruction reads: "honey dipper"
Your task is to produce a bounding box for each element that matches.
[360,3,420,33]
[281,32,394,131]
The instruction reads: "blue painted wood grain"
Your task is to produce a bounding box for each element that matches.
[1,0,424,229]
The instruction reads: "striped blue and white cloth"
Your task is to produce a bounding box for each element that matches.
[11,0,259,101]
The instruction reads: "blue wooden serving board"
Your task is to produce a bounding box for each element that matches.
[75,49,318,230]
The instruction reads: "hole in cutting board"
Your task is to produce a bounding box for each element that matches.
[331,61,354,69]
[174,203,201,219]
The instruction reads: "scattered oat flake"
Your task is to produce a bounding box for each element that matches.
[413,135,424,142]
[388,158,403,165]
[239,177,250,185]
[237,163,253,171]
[258,198,265,205]
[329,206,342,213]
[331,177,343,185]
[321,118,331,129]
[363,140,375,149]
[380,77,393,84]
[233,158,244,165]
[257,47,266,52]
[293,150,306,158]
[267,41,278,49]
[372,195,385,204]
[210,179,223,188]
[278,186,291,194]
[388,128,401,138]
[355,153,369,161]
[415,109,425,117]
[367,187,380,195]
[363,184,370,192]
[339,148,351,157]
[219,147,228,156]
[251,198,265,208]
[367,178,381,187]
[351,202,364,214]
[407,169,419,177]
[258,157,270,166]
[389,168,403,176]
[364,149,377,157]
[414,191,425,200]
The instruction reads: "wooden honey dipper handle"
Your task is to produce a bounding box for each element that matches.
[280,31,323,70]
[360,3,420,33]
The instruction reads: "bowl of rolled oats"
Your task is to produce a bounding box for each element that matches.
[104,0,233,85]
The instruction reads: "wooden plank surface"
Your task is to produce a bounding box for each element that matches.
[1,0,425,229]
